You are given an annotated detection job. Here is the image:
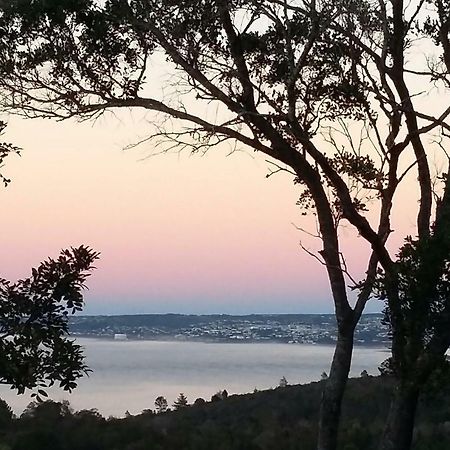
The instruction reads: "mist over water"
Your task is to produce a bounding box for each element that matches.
[0,339,387,417]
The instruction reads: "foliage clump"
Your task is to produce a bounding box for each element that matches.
[0,246,99,398]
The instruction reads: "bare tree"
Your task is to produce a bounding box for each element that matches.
[0,1,448,449]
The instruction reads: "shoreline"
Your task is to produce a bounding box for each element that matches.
[70,334,390,348]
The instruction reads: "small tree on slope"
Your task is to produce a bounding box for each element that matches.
[173,393,188,410]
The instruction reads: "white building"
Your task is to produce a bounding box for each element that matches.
[114,333,127,341]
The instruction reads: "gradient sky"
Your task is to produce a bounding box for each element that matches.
[0,107,422,315]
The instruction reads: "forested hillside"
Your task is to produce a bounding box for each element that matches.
[1,375,449,450]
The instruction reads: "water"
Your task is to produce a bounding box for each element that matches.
[0,339,387,417]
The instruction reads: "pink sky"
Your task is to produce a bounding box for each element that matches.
[0,113,418,315]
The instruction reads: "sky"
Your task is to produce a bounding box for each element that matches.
[0,11,443,316]
[0,106,422,315]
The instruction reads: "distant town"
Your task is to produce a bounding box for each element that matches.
[69,313,390,346]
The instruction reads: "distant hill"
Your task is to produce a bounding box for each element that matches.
[1,375,449,450]
[68,313,389,345]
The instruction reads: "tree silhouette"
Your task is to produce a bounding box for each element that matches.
[0,120,20,187]
[0,398,13,427]
[375,185,450,449]
[154,395,168,413]
[0,111,99,401]
[0,1,448,449]
[0,246,98,398]
[172,393,188,410]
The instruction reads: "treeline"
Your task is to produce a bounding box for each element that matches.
[1,375,449,450]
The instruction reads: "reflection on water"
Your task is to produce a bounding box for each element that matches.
[0,339,387,417]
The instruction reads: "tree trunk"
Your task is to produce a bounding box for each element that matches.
[317,328,355,450]
[378,382,420,450]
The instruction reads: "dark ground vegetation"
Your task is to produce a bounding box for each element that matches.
[0,375,449,450]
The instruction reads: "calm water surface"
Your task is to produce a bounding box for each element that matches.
[0,339,387,416]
